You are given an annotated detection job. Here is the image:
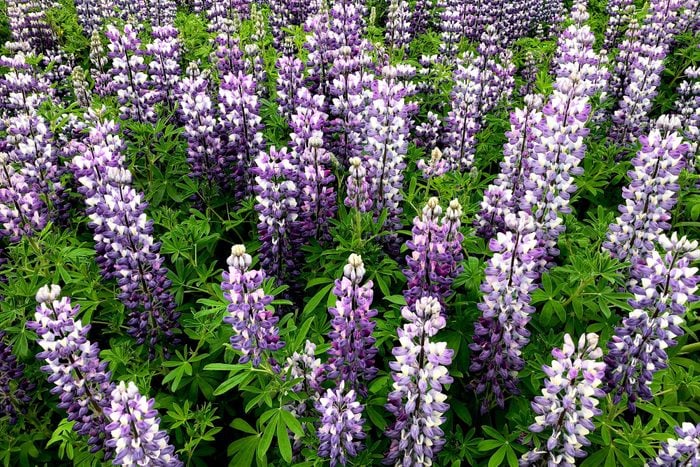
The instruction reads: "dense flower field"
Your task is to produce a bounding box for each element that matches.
[0,0,699,465]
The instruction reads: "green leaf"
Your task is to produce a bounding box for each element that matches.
[488,446,507,467]
[303,283,333,314]
[231,418,258,436]
[481,425,505,441]
[277,412,293,463]
[258,413,278,460]
[280,409,304,437]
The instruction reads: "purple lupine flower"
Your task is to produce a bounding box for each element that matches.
[218,71,266,200]
[608,0,687,143]
[316,381,366,467]
[69,120,180,355]
[470,212,544,410]
[411,0,432,35]
[304,12,335,102]
[475,94,544,239]
[404,197,464,309]
[647,423,700,467]
[328,0,365,52]
[327,45,373,165]
[385,0,412,50]
[325,254,378,393]
[603,122,688,265]
[253,146,302,284]
[176,69,227,191]
[90,30,112,98]
[212,31,245,76]
[284,340,323,453]
[676,66,700,163]
[104,381,182,466]
[604,233,700,410]
[415,110,442,151]
[345,156,372,213]
[6,0,57,52]
[385,295,453,465]
[289,88,327,154]
[602,0,635,52]
[0,331,33,425]
[364,67,413,253]
[0,153,47,242]
[147,25,182,111]
[297,136,337,241]
[276,55,306,123]
[522,2,608,269]
[143,0,177,26]
[416,147,450,179]
[438,0,467,58]
[221,244,284,368]
[105,23,156,123]
[442,28,515,172]
[520,333,606,467]
[75,0,107,35]
[269,0,319,48]
[71,66,92,108]
[207,0,249,35]
[0,51,52,117]
[29,285,114,457]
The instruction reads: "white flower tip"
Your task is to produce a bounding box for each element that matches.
[36,284,61,303]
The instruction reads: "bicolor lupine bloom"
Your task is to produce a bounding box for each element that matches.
[29,285,114,457]
[221,244,284,368]
[385,0,411,49]
[602,0,635,51]
[105,24,155,123]
[218,71,265,199]
[71,66,92,108]
[326,254,378,393]
[385,295,453,465]
[609,0,687,143]
[315,381,366,466]
[176,68,227,191]
[475,94,544,239]
[297,136,337,241]
[345,156,372,212]
[0,331,33,425]
[470,212,544,410]
[284,340,323,453]
[89,30,112,98]
[69,119,180,356]
[522,1,608,268]
[647,422,700,467]
[253,146,302,284]
[676,65,700,162]
[328,0,365,52]
[104,381,182,466]
[6,0,57,52]
[364,67,413,253]
[304,12,335,103]
[0,51,52,118]
[276,55,305,123]
[604,233,700,410]
[603,122,688,266]
[520,333,606,467]
[404,197,464,309]
[147,25,182,110]
[75,0,108,35]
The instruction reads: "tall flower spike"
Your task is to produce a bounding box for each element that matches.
[470,212,544,410]
[647,422,700,467]
[29,285,114,457]
[404,197,464,309]
[315,381,366,467]
[221,244,284,368]
[276,55,305,123]
[0,331,33,425]
[676,65,700,164]
[326,254,378,393]
[147,25,182,111]
[297,136,337,242]
[604,233,700,410]
[105,381,182,466]
[385,295,453,465]
[603,123,688,267]
[520,333,606,467]
[253,146,302,284]
[345,156,372,212]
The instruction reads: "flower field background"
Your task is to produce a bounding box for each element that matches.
[0,0,699,465]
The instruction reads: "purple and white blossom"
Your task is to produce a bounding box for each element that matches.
[385,295,453,466]
[604,233,700,410]
[315,381,366,466]
[520,333,606,467]
[647,422,700,467]
[221,244,284,368]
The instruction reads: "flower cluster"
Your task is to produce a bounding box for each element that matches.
[385,295,453,465]
[218,70,265,199]
[676,65,700,163]
[221,244,284,368]
[105,23,155,123]
[647,422,700,467]
[475,94,544,238]
[276,55,305,123]
[520,333,606,467]
[69,118,180,356]
[325,254,378,393]
[104,381,182,466]
[603,123,688,266]
[604,233,700,410]
[385,0,411,50]
[147,25,182,110]
[29,285,114,457]
[404,197,464,309]
[602,0,635,51]
[0,331,33,424]
[345,156,372,212]
[297,136,337,242]
[253,146,302,284]
[315,381,366,467]
[470,212,544,410]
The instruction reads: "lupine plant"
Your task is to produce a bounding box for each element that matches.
[1,0,699,466]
